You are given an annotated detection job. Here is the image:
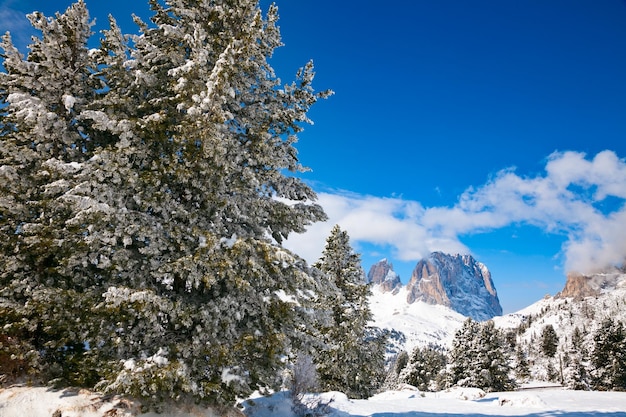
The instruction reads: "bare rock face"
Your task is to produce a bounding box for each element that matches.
[405,252,503,321]
[367,259,401,293]
[558,272,599,299]
[557,268,626,300]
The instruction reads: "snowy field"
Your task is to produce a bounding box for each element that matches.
[1,385,625,417]
[246,387,626,417]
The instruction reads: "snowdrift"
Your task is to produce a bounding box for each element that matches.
[2,385,625,417]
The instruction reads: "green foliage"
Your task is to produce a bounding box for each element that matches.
[541,324,559,358]
[447,318,515,392]
[591,317,626,390]
[312,225,387,399]
[514,346,530,381]
[399,346,447,391]
[381,351,408,391]
[563,326,590,390]
[395,351,410,376]
[0,334,39,384]
[0,0,329,407]
[0,0,105,386]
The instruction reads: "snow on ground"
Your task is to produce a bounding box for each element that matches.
[244,386,626,417]
[0,386,231,417]
[369,286,465,353]
[1,385,625,417]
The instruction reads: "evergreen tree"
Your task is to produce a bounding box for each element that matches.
[398,346,447,391]
[381,351,409,391]
[514,346,530,382]
[475,320,515,391]
[0,1,104,385]
[313,225,387,399]
[447,319,515,391]
[1,0,330,407]
[564,326,590,390]
[591,317,626,390]
[540,324,558,358]
[448,318,481,387]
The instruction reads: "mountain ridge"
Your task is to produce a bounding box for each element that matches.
[367,252,502,321]
[369,258,626,384]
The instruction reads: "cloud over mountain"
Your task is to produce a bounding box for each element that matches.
[284,150,626,275]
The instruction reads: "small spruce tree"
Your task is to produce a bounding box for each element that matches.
[399,345,447,391]
[447,319,515,391]
[313,225,387,399]
[448,318,481,387]
[564,326,590,390]
[514,346,530,382]
[540,324,559,358]
[591,317,626,390]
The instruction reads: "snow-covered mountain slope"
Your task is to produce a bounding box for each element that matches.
[491,270,626,382]
[494,271,626,335]
[366,252,505,356]
[369,285,466,355]
[371,268,626,365]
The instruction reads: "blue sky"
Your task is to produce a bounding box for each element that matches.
[3,0,626,313]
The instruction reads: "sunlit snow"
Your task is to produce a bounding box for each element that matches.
[2,385,624,417]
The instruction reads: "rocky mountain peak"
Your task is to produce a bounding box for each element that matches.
[557,267,626,300]
[405,252,503,321]
[367,258,401,293]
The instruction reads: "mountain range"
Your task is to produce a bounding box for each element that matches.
[367,252,626,364]
[367,252,502,321]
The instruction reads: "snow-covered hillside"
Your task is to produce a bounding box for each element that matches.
[494,272,626,337]
[370,269,626,376]
[369,285,466,355]
[494,271,626,385]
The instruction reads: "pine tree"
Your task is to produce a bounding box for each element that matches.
[399,346,447,391]
[448,318,481,387]
[447,319,515,391]
[476,320,515,391]
[591,317,626,390]
[514,346,530,382]
[0,1,104,385]
[381,351,409,391]
[313,225,387,399]
[1,0,331,407]
[540,324,558,358]
[564,326,590,390]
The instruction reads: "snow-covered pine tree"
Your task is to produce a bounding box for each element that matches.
[590,317,626,390]
[514,346,530,382]
[447,318,480,387]
[312,225,387,399]
[540,324,558,358]
[447,319,515,391]
[0,1,104,385]
[2,0,331,407]
[475,320,515,391]
[86,0,330,406]
[563,326,590,390]
[398,345,447,391]
[382,351,409,390]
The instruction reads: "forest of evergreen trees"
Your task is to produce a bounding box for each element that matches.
[382,316,626,394]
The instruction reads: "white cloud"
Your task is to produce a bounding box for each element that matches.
[283,150,626,274]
